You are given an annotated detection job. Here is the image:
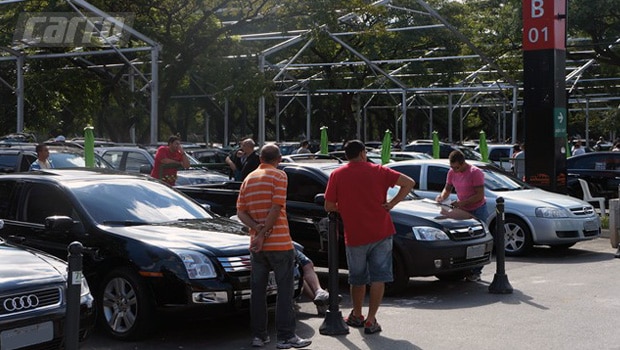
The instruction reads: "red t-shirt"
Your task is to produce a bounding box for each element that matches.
[324,162,400,246]
[151,146,183,186]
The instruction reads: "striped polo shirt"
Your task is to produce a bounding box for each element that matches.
[236,163,293,251]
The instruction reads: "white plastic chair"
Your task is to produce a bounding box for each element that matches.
[577,178,606,216]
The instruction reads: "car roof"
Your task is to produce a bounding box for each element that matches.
[1,168,151,182]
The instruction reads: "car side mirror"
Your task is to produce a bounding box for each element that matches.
[139,164,152,174]
[314,194,325,206]
[45,215,76,232]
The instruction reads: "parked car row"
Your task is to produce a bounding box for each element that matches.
[96,146,229,185]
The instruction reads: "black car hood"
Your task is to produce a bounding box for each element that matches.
[101,217,250,256]
[0,243,66,289]
[391,199,483,228]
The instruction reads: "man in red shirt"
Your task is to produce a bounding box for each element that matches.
[150,136,190,186]
[324,140,415,335]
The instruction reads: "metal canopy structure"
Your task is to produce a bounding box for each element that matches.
[0,0,161,143]
[1,0,618,145]
[235,0,620,145]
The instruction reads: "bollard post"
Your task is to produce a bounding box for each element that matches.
[319,212,349,335]
[489,197,513,294]
[65,241,84,350]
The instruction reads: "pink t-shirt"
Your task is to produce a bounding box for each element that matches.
[446,163,486,211]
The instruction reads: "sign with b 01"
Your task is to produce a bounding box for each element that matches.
[522,0,566,51]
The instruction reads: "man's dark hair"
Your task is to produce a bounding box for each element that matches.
[167,135,180,145]
[260,144,281,163]
[344,140,365,160]
[301,140,309,147]
[448,150,465,163]
[35,143,47,153]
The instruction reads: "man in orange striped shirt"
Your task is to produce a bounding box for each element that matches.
[237,144,312,349]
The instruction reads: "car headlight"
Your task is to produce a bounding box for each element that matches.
[172,249,217,279]
[535,207,569,218]
[80,276,90,297]
[412,226,450,241]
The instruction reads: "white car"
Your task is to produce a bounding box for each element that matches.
[386,159,602,256]
[474,144,519,172]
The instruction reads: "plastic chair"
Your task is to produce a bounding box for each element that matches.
[577,178,606,216]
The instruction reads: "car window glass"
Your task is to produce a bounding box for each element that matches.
[286,171,325,203]
[0,154,18,171]
[125,151,150,172]
[390,165,420,186]
[489,149,508,161]
[0,181,18,219]
[24,184,75,224]
[427,166,449,192]
[102,151,123,168]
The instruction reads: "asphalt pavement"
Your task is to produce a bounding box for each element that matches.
[83,231,620,350]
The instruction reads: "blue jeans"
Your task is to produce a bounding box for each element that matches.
[250,249,296,341]
[469,204,489,275]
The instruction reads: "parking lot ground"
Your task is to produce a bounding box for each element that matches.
[83,235,620,350]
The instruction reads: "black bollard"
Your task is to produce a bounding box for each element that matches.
[319,212,349,335]
[65,241,84,350]
[489,197,513,294]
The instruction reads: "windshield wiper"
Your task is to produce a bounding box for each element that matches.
[101,220,150,226]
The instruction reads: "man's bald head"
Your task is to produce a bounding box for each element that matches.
[260,144,281,164]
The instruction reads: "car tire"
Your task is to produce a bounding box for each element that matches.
[98,268,155,340]
[499,216,533,257]
[385,252,407,296]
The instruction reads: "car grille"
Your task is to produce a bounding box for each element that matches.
[451,252,492,267]
[217,255,252,273]
[569,206,595,215]
[0,287,62,317]
[449,225,487,240]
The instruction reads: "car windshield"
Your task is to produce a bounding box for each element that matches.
[49,151,112,168]
[480,166,531,191]
[68,179,212,224]
[387,185,416,201]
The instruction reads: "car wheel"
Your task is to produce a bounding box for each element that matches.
[99,268,155,340]
[385,252,407,296]
[500,216,533,257]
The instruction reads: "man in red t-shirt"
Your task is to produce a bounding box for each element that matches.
[150,136,190,186]
[324,140,415,335]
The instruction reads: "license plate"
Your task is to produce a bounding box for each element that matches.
[466,244,486,259]
[584,219,599,231]
[1,321,53,350]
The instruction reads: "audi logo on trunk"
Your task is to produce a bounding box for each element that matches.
[3,295,39,312]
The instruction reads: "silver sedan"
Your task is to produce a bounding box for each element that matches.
[386,159,602,256]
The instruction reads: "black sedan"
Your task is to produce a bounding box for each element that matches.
[0,169,300,340]
[278,163,493,294]
[566,151,620,200]
[0,220,95,349]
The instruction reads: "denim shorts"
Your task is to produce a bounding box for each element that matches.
[294,248,312,267]
[345,236,393,285]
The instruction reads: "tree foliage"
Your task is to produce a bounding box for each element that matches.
[0,0,618,143]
